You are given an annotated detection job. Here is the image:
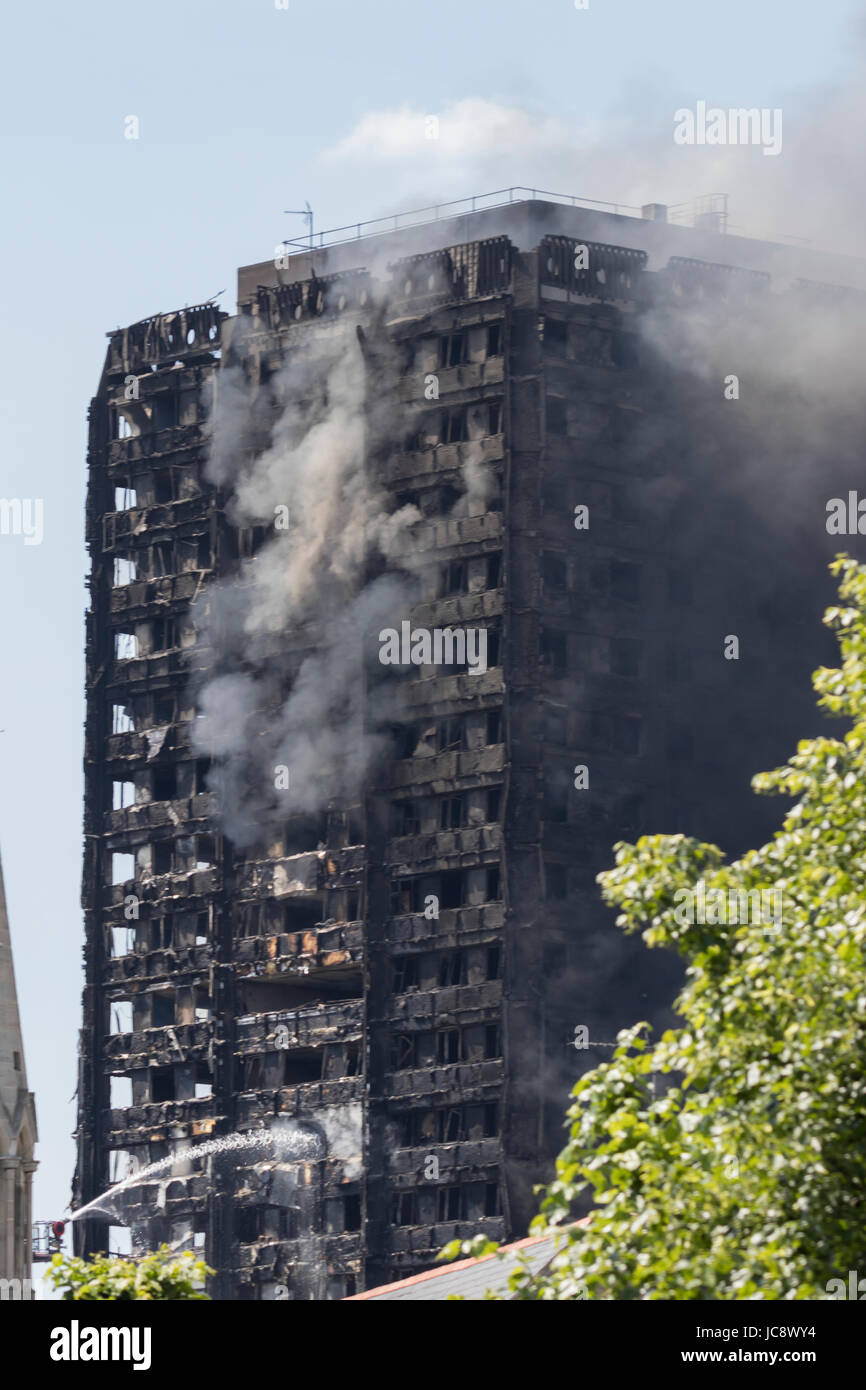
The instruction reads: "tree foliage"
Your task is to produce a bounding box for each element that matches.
[448,556,866,1299]
[46,1245,212,1300]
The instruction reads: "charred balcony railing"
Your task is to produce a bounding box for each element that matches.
[104,305,226,377]
[539,235,648,306]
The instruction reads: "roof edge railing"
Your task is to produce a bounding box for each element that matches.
[275,189,834,261]
[278,186,648,256]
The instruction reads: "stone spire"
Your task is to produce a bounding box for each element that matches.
[0,847,38,1282]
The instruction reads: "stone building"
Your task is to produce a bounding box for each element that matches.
[0,850,37,1287]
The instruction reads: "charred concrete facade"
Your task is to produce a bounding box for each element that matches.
[75,199,866,1298]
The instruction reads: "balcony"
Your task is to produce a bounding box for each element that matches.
[99,495,210,548]
[386,981,502,1027]
[106,866,219,908]
[235,1075,365,1127]
[104,1095,220,1143]
[387,823,502,874]
[109,571,204,616]
[234,921,363,978]
[408,589,503,630]
[392,743,505,793]
[104,721,193,765]
[387,899,505,948]
[236,852,323,898]
[103,943,212,986]
[104,1020,213,1067]
[399,666,505,714]
[236,998,363,1052]
[386,1058,504,1099]
[383,432,504,486]
[388,1137,501,1176]
[106,645,190,689]
[105,792,214,835]
[397,358,505,406]
[389,1216,505,1256]
[389,511,502,559]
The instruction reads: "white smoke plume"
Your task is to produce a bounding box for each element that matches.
[325,10,866,259]
[191,317,423,847]
[191,264,497,850]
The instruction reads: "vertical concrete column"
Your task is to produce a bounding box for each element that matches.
[0,1159,13,1279]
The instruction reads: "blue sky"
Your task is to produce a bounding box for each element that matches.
[0,0,860,1245]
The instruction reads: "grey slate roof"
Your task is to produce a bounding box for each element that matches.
[345,1233,560,1301]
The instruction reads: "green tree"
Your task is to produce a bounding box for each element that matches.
[46,1245,212,1300]
[445,556,866,1299]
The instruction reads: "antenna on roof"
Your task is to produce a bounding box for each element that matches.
[284,202,314,250]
